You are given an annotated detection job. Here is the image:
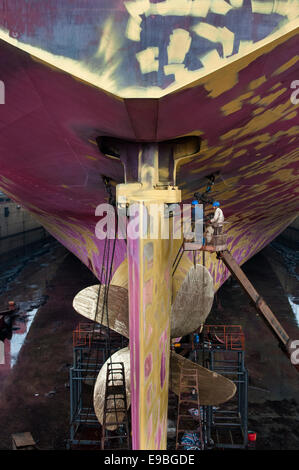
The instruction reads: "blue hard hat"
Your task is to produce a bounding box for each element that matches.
[192,200,199,205]
[213,201,220,207]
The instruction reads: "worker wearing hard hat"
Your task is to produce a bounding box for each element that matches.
[191,199,199,223]
[191,199,203,241]
[211,201,224,235]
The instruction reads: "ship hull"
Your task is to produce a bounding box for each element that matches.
[0,26,298,289]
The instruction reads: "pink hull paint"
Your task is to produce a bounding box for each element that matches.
[127,236,141,449]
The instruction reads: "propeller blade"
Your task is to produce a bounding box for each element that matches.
[171,264,214,337]
[73,263,214,339]
[93,347,235,431]
[169,351,236,405]
[73,284,129,338]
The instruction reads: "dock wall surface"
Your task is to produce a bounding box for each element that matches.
[0,198,50,259]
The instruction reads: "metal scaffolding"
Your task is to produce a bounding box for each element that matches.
[68,323,128,449]
[198,325,248,449]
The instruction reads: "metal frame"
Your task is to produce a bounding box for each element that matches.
[68,324,127,448]
[196,326,248,449]
[203,350,248,449]
[102,361,131,450]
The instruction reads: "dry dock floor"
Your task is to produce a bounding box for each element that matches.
[0,241,298,450]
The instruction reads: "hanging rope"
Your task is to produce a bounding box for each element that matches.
[102,175,116,207]
[70,178,119,446]
[77,215,118,438]
[69,233,108,441]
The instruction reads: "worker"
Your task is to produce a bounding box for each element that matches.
[191,199,199,229]
[191,199,203,241]
[210,201,224,235]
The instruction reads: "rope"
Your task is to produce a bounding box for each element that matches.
[77,216,118,441]
[69,233,108,442]
[70,177,119,446]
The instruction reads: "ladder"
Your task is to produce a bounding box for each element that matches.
[101,362,130,449]
[175,367,204,450]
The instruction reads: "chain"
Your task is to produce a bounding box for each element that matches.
[194,174,216,206]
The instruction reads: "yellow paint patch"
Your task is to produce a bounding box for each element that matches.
[249,75,267,90]
[255,142,269,150]
[250,0,299,18]
[136,47,159,74]
[170,21,299,100]
[234,149,247,157]
[220,128,241,141]
[204,68,239,98]
[0,20,124,97]
[126,16,142,42]
[88,139,98,146]
[270,82,282,91]
[252,107,264,115]
[285,125,299,136]
[125,0,234,20]
[251,1,274,15]
[238,39,254,54]
[221,91,254,115]
[218,147,234,159]
[85,155,98,161]
[273,56,299,75]
[259,88,287,106]
[0,10,297,98]
[167,29,191,64]
[199,49,222,70]
[250,95,261,104]
[283,111,297,120]
[230,0,244,7]
[96,17,120,64]
[192,22,235,57]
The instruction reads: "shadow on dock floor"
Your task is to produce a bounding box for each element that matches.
[0,251,95,450]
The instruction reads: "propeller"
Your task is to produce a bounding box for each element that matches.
[73,261,236,428]
[73,264,214,339]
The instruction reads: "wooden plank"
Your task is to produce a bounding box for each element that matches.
[11,432,36,449]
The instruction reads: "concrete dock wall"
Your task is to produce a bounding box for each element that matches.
[0,196,50,259]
